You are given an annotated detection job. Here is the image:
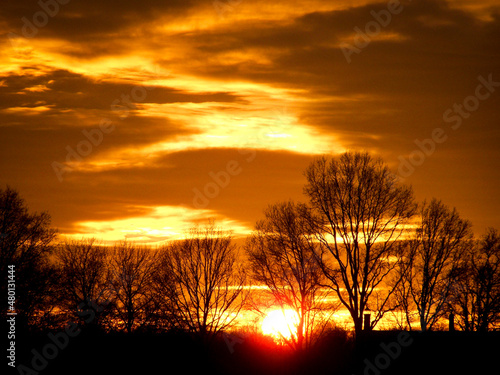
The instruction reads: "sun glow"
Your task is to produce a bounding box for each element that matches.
[63,205,252,244]
[261,308,299,342]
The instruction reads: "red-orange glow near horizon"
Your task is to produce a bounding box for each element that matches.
[261,308,299,342]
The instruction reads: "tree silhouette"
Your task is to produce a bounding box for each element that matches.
[386,240,417,330]
[450,227,500,331]
[402,199,472,331]
[0,186,57,327]
[246,201,335,350]
[109,242,159,333]
[156,222,247,339]
[304,152,416,335]
[55,238,113,329]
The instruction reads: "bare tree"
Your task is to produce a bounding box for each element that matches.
[55,239,113,328]
[246,201,335,350]
[404,199,472,331]
[304,152,416,335]
[109,242,159,333]
[0,186,57,327]
[387,241,417,330]
[150,256,181,332]
[156,222,246,339]
[450,228,500,331]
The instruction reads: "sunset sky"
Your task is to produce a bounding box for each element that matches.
[1,0,499,243]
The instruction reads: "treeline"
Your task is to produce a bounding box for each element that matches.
[1,152,499,349]
[1,214,245,338]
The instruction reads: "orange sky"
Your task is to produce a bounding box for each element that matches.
[1,0,499,243]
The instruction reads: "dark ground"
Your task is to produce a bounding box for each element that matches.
[4,325,500,375]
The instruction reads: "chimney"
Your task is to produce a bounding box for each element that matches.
[364,313,371,331]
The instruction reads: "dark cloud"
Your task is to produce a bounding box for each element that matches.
[181,0,500,99]
[2,147,315,234]
[0,68,245,112]
[1,0,201,43]
[162,0,500,169]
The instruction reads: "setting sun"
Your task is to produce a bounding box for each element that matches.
[261,308,300,342]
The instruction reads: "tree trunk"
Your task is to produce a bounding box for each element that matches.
[420,315,427,332]
[354,316,363,336]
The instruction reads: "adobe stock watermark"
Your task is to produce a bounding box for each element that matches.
[341,0,409,63]
[396,73,499,179]
[51,68,166,182]
[192,149,255,208]
[15,299,107,375]
[192,107,290,209]
[223,331,251,354]
[213,0,243,19]
[355,331,413,375]
[7,265,17,369]
[8,0,70,50]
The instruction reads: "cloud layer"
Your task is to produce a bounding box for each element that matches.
[1,0,499,240]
